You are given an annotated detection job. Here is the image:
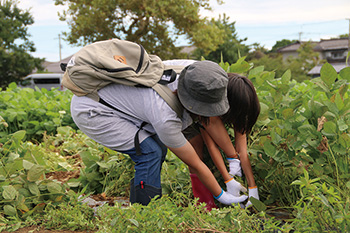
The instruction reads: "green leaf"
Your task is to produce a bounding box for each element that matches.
[338,83,349,98]
[96,161,111,169]
[291,180,303,185]
[28,182,40,196]
[229,57,250,73]
[270,130,282,145]
[263,141,276,157]
[337,119,348,132]
[18,188,31,197]
[334,93,344,110]
[318,194,333,211]
[323,111,336,121]
[67,181,81,188]
[281,69,291,84]
[57,126,73,137]
[23,160,34,170]
[248,66,264,78]
[2,185,18,200]
[250,197,266,212]
[312,163,324,176]
[80,151,100,168]
[27,165,45,182]
[47,181,62,194]
[339,67,350,81]
[322,121,337,136]
[258,102,269,118]
[11,130,26,141]
[346,181,350,190]
[298,124,316,136]
[312,78,330,92]
[8,82,18,89]
[229,62,250,74]
[4,205,17,216]
[339,133,350,148]
[128,219,139,227]
[337,157,348,173]
[17,202,29,212]
[320,63,337,88]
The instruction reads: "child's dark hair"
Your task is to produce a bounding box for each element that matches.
[222,73,260,134]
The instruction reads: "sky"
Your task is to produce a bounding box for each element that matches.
[17,0,350,62]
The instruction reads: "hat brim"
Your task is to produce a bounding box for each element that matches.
[177,73,229,117]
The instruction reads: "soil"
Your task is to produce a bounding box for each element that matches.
[46,170,80,183]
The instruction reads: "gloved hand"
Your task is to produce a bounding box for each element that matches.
[227,158,242,177]
[213,188,248,205]
[245,186,259,208]
[225,177,247,197]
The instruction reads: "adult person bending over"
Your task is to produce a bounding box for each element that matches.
[70,61,248,206]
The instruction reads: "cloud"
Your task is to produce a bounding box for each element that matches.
[17,0,67,26]
[202,0,350,25]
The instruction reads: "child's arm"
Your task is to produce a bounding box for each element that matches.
[201,117,242,178]
[234,130,259,208]
[200,127,232,181]
[234,131,256,187]
[200,117,247,196]
[201,116,238,158]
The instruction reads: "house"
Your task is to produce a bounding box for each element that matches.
[277,38,349,77]
[277,41,317,61]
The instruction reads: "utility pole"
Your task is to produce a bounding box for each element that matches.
[299,24,304,42]
[58,34,62,62]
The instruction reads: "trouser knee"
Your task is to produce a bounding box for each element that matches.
[128,136,166,188]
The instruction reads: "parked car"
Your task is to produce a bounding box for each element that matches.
[19,73,66,91]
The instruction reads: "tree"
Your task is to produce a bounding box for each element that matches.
[338,33,349,39]
[0,0,44,88]
[248,53,289,78]
[54,0,225,60]
[270,39,297,53]
[192,14,249,64]
[246,43,269,60]
[286,41,323,82]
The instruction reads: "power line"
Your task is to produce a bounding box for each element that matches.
[236,19,346,30]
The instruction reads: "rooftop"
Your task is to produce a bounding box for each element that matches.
[314,38,349,51]
[277,38,349,53]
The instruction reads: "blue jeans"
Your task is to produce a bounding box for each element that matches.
[120,135,167,188]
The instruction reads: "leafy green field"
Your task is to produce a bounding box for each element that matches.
[0,59,349,232]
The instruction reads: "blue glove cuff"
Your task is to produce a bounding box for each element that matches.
[213,188,224,199]
[227,157,239,161]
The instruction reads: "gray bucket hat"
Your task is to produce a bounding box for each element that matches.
[177,60,229,117]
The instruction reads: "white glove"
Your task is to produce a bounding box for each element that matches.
[227,158,242,177]
[225,178,247,197]
[214,189,248,205]
[245,186,259,208]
